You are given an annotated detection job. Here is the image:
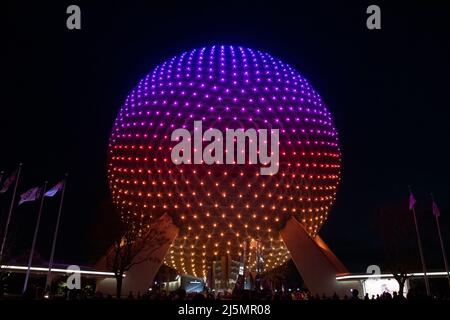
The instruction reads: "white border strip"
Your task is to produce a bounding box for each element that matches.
[0,265,116,277]
[336,271,449,281]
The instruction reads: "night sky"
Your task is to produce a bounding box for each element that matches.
[3,1,450,272]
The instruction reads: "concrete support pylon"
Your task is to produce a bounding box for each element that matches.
[280,217,362,297]
[95,213,179,297]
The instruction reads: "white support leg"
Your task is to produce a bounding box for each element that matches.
[280,217,362,297]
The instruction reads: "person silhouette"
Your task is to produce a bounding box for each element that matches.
[351,289,360,300]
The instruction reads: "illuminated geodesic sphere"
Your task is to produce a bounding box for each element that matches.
[108,45,341,278]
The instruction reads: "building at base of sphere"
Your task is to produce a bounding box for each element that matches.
[95,214,363,297]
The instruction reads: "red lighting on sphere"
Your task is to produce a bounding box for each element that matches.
[108,45,341,278]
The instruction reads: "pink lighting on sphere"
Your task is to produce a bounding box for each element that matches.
[108,45,341,277]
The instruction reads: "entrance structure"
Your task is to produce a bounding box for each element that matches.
[96,214,361,296]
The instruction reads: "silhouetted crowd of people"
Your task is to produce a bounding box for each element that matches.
[69,287,446,301]
[3,284,448,301]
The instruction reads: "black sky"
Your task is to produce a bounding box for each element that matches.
[3,0,450,271]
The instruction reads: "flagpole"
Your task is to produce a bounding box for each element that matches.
[409,187,431,296]
[435,214,450,286]
[22,181,48,295]
[0,163,22,262]
[432,194,450,287]
[45,175,68,291]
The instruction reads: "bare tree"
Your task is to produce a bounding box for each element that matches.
[91,199,172,298]
[106,221,170,298]
[375,202,419,297]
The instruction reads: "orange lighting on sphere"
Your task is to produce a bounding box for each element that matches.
[108,46,341,278]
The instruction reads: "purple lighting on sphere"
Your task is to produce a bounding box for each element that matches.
[108,45,341,278]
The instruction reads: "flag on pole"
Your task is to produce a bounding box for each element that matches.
[432,199,441,217]
[0,170,17,193]
[409,191,416,210]
[44,181,64,197]
[19,186,43,205]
